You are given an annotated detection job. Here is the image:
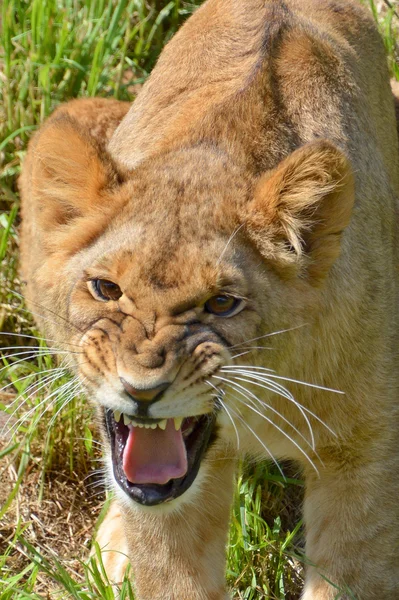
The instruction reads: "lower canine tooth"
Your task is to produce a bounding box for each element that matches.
[174,417,183,430]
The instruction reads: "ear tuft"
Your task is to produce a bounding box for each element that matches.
[245,140,354,284]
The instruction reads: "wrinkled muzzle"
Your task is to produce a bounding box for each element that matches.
[77,317,230,506]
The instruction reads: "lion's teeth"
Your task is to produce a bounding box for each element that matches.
[174,417,183,431]
[131,421,157,429]
[123,418,172,430]
[114,411,121,423]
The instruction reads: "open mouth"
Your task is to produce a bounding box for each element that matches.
[105,410,217,506]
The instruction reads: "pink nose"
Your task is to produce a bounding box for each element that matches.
[120,378,169,403]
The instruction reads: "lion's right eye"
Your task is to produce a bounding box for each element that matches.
[90,279,123,302]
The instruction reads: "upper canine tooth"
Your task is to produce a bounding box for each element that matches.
[158,420,167,430]
[174,417,183,431]
[123,413,131,426]
[114,411,121,423]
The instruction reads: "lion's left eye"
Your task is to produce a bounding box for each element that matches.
[204,295,243,317]
[90,279,122,302]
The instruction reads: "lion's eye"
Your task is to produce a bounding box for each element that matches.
[204,295,242,317]
[90,279,122,302]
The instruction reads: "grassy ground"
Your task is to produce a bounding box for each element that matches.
[0,0,397,598]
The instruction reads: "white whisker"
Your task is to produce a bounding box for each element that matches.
[216,224,245,265]
[0,331,83,349]
[0,367,67,397]
[7,288,85,336]
[206,380,240,450]
[223,365,344,394]
[225,401,285,479]
[1,346,82,356]
[86,483,107,492]
[45,381,82,432]
[231,346,273,351]
[84,468,106,479]
[1,346,60,351]
[0,354,61,376]
[1,371,69,435]
[7,378,77,437]
[224,375,315,451]
[221,370,315,449]
[88,489,108,500]
[230,351,252,359]
[74,437,104,449]
[215,376,319,473]
[229,323,308,349]
[221,367,337,437]
[1,350,78,364]
[220,397,241,451]
[229,371,336,438]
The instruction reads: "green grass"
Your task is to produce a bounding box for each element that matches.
[0,0,398,598]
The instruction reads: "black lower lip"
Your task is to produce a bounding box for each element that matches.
[105,411,217,506]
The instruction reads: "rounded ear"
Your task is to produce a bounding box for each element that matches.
[20,115,131,258]
[244,140,355,285]
[29,115,121,229]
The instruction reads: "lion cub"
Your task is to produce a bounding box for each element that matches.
[20,0,399,599]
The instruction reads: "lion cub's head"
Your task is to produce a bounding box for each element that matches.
[24,113,353,507]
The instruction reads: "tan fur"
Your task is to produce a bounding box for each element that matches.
[95,502,130,585]
[19,1,399,599]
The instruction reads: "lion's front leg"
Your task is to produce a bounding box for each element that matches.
[101,458,235,600]
[95,501,131,586]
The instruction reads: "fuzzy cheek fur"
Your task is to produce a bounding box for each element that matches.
[19,0,399,598]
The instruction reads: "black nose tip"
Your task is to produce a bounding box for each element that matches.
[120,378,169,403]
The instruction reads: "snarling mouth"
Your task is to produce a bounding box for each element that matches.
[105,410,217,506]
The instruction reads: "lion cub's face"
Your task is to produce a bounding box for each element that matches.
[65,151,266,507]
[30,119,354,507]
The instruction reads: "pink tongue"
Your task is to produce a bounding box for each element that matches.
[122,419,188,485]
